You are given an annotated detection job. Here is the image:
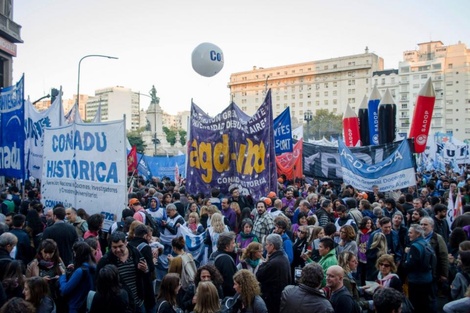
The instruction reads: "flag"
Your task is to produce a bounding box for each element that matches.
[454,188,462,218]
[91,101,102,123]
[137,154,152,180]
[175,163,180,184]
[127,146,138,173]
[65,102,83,123]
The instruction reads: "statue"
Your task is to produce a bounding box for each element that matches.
[149,85,160,105]
[145,119,151,131]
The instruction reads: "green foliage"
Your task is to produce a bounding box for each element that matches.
[163,126,176,146]
[305,109,342,140]
[179,130,187,146]
[127,130,146,153]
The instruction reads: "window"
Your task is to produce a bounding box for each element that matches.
[332,108,337,113]
[292,103,296,108]
[348,98,355,104]
[325,83,328,88]
[324,65,328,70]
[333,99,337,105]
[448,63,453,69]
[333,90,337,96]
[333,64,337,69]
[421,74,428,79]
[324,100,328,105]
[315,100,320,106]
[292,94,296,99]
[307,93,311,98]
[333,82,338,88]
[299,94,304,99]
[324,91,328,96]
[276,103,280,109]
[316,92,320,97]
[241,99,247,104]
[348,71,355,77]
[299,102,303,107]
[348,80,355,86]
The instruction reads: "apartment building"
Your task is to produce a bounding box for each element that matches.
[228,48,384,124]
[398,41,470,141]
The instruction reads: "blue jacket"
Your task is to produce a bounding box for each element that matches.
[281,233,293,264]
[59,262,95,313]
[405,237,433,284]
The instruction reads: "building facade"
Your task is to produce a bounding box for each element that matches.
[228,48,384,125]
[398,41,470,141]
[86,86,140,130]
[0,0,21,88]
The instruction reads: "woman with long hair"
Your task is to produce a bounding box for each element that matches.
[58,241,96,313]
[191,281,221,313]
[338,251,360,299]
[366,232,388,281]
[291,212,309,238]
[292,226,310,273]
[204,213,229,255]
[186,212,204,235]
[181,264,224,312]
[24,209,44,249]
[156,273,181,313]
[199,206,209,230]
[230,202,242,234]
[337,225,358,255]
[235,219,258,262]
[23,277,55,313]
[238,242,264,275]
[357,216,375,285]
[185,203,200,222]
[162,193,173,207]
[2,260,25,299]
[83,214,104,262]
[26,239,65,308]
[88,264,130,313]
[231,269,267,313]
[304,226,324,263]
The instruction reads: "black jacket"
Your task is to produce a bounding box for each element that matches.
[211,250,237,297]
[97,244,155,310]
[256,250,291,313]
[42,221,78,266]
[280,284,334,313]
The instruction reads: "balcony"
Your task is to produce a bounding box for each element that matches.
[0,14,22,43]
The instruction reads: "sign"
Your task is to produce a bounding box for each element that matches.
[303,139,412,182]
[273,107,292,154]
[0,36,17,56]
[186,90,277,200]
[41,120,127,226]
[338,139,416,192]
[0,76,24,178]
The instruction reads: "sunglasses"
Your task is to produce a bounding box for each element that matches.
[379,263,391,268]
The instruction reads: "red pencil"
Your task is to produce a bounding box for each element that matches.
[409,78,435,153]
[343,103,360,147]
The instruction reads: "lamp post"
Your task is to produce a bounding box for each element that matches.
[304,110,313,140]
[77,54,118,120]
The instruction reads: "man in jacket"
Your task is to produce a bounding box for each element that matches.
[367,217,402,265]
[317,237,337,287]
[42,206,78,266]
[257,234,291,313]
[210,232,237,297]
[326,265,357,312]
[280,263,334,313]
[404,224,435,313]
[97,231,155,313]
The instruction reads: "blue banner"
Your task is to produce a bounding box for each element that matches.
[0,76,25,178]
[144,154,186,181]
[274,107,292,155]
[338,139,416,192]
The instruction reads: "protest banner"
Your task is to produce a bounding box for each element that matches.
[273,107,292,155]
[186,90,277,200]
[41,120,127,230]
[0,76,25,178]
[338,139,416,192]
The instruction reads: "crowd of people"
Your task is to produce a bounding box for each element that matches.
[0,169,470,313]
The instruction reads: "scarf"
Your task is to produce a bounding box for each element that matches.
[377,272,398,287]
[38,259,55,270]
[246,258,260,269]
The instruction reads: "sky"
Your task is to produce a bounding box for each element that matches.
[12,0,470,116]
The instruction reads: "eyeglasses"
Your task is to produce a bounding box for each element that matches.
[379,263,391,268]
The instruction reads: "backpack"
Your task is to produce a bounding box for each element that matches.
[415,240,437,275]
[139,210,160,237]
[180,253,197,290]
[208,252,235,268]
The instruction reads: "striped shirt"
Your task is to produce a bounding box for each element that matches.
[116,255,144,308]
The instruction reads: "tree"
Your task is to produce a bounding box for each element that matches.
[305,109,342,140]
[179,129,187,146]
[127,129,146,153]
[163,126,176,146]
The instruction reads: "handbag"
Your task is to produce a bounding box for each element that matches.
[401,295,414,313]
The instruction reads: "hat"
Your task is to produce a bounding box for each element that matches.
[261,197,272,207]
[128,198,140,206]
[267,191,277,199]
[358,192,368,199]
[322,181,328,185]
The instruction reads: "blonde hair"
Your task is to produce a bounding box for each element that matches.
[207,205,220,215]
[127,220,143,240]
[233,270,261,308]
[194,281,221,313]
[188,212,200,224]
[370,232,388,258]
[200,205,209,216]
[210,213,225,233]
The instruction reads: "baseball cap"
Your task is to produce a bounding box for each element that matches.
[261,197,272,207]
[128,198,141,206]
[267,191,277,199]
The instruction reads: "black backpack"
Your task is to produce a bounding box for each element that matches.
[416,240,437,274]
[139,210,160,237]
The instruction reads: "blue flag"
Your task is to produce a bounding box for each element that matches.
[273,107,292,154]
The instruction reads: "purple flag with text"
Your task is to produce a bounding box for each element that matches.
[186,90,277,200]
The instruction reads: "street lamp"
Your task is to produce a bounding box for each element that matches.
[152,133,160,156]
[77,54,118,120]
[304,110,313,140]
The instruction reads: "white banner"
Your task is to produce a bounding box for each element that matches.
[41,120,127,226]
[25,98,65,179]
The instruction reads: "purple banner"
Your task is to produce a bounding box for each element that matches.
[186,90,277,200]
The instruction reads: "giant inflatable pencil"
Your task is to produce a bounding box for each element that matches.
[409,78,435,153]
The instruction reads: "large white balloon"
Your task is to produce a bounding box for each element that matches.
[191,42,224,77]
